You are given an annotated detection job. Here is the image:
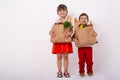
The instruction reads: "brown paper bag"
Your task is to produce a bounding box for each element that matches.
[75,27,98,47]
[49,23,72,43]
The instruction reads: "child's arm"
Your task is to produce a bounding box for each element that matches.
[49,25,56,37]
[92,30,97,37]
[49,30,56,37]
[73,38,79,44]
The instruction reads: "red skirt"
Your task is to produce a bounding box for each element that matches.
[52,43,73,54]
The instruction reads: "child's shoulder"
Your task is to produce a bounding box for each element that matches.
[54,19,61,23]
[52,19,60,25]
[53,19,63,25]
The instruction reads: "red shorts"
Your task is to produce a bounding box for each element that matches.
[52,43,73,54]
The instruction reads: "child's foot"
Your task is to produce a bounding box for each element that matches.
[80,73,85,77]
[57,72,62,78]
[88,73,93,76]
[64,72,70,78]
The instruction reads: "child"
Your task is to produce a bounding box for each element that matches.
[73,13,97,77]
[49,4,73,78]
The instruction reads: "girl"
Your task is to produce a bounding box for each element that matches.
[49,4,73,78]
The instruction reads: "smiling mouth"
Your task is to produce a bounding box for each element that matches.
[82,21,86,22]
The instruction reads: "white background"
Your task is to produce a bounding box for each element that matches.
[0,0,120,80]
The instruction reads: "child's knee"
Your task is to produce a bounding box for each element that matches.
[57,54,62,60]
[63,54,68,60]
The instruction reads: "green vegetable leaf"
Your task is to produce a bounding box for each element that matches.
[63,21,72,29]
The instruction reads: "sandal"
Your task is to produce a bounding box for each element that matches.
[64,72,70,78]
[57,72,62,78]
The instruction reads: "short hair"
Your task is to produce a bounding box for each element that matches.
[79,13,89,21]
[57,4,68,13]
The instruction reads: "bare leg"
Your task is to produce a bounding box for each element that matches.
[63,53,70,78]
[63,53,69,72]
[57,54,62,73]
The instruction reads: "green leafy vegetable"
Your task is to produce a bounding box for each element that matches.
[63,21,72,30]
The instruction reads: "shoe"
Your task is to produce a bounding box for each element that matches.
[57,72,62,78]
[80,73,84,77]
[88,73,93,76]
[64,72,70,78]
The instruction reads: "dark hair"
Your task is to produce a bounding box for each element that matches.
[79,13,89,21]
[57,4,68,13]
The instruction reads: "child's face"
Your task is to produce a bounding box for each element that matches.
[79,16,88,24]
[57,9,67,18]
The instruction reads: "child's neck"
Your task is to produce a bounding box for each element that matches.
[80,23,87,25]
[60,17,66,22]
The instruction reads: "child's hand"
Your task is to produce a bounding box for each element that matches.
[92,30,97,37]
[73,38,79,44]
[49,31,56,37]
[64,31,71,37]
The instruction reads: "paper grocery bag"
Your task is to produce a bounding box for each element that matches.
[75,27,98,47]
[50,23,72,43]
